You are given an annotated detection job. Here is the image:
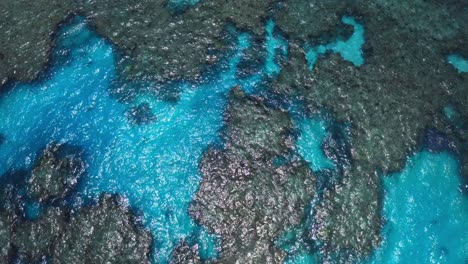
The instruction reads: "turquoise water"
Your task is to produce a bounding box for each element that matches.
[370,151,468,263]
[0,14,466,264]
[265,19,288,76]
[447,54,468,73]
[306,16,365,69]
[0,17,261,263]
[294,116,334,172]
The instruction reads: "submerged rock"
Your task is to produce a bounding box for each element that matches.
[79,0,275,83]
[190,88,316,263]
[14,207,66,262]
[0,0,74,84]
[170,240,201,264]
[53,194,152,264]
[125,103,158,125]
[0,213,12,263]
[27,143,85,203]
[10,194,152,264]
[274,0,348,41]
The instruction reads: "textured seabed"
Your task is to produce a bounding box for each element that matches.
[0,1,467,264]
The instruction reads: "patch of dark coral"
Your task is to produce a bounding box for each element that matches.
[125,102,158,125]
[0,0,74,85]
[190,87,316,263]
[170,240,202,264]
[268,1,467,261]
[274,0,350,41]
[0,143,152,264]
[0,193,152,264]
[27,142,86,203]
[78,0,276,84]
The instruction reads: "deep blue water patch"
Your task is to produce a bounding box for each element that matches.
[306,16,365,69]
[0,16,262,263]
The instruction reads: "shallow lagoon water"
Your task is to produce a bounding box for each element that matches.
[370,151,468,264]
[0,13,466,264]
[448,54,468,73]
[306,16,365,69]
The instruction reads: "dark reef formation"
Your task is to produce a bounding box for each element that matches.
[0,0,74,85]
[79,0,275,82]
[28,143,86,203]
[11,194,152,264]
[0,144,152,264]
[274,0,348,41]
[190,88,316,263]
[269,1,467,261]
[170,240,202,264]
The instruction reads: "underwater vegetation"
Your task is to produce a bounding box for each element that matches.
[0,0,467,263]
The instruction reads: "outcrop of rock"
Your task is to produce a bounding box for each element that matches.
[190,88,316,263]
[0,0,74,85]
[10,194,152,264]
[28,143,85,203]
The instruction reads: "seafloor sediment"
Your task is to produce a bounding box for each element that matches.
[0,0,467,263]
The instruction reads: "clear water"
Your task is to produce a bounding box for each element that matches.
[447,54,468,73]
[0,14,466,264]
[306,16,365,69]
[265,19,288,76]
[294,116,334,172]
[370,151,468,264]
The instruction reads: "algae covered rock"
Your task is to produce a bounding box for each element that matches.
[0,0,74,84]
[190,88,316,263]
[170,240,202,264]
[28,143,85,203]
[9,194,152,264]
[53,194,152,264]
[0,213,12,263]
[14,207,66,262]
[79,0,275,83]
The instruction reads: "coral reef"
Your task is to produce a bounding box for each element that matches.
[1,194,152,264]
[190,88,316,263]
[28,143,85,203]
[270,0,467,261]
[0,144,152,263]
[79,0,275,83]
[0,0,466,262]
[170,240,201,264]
[0,0,73,85]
